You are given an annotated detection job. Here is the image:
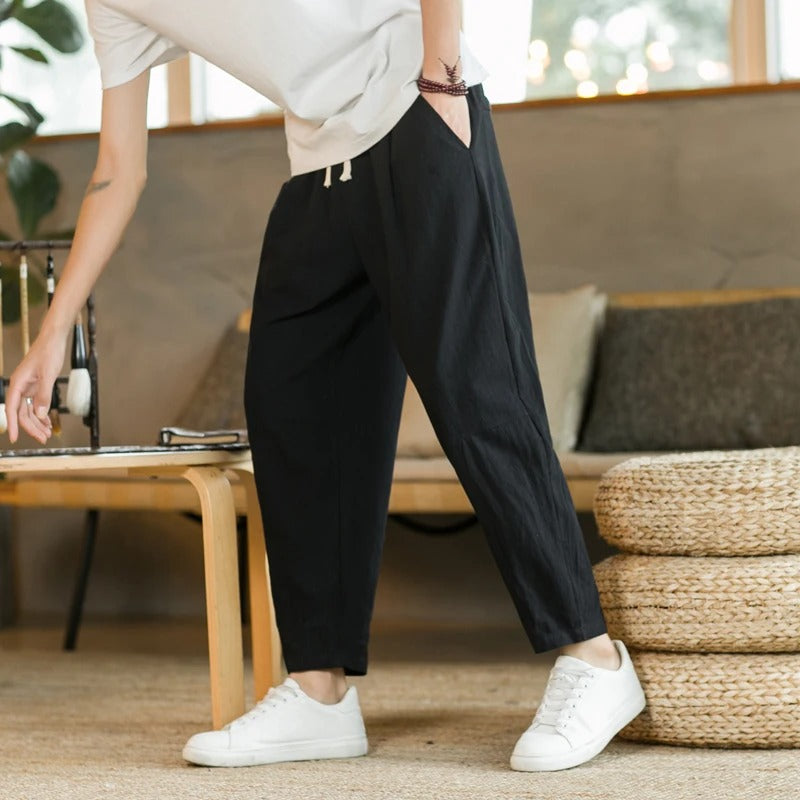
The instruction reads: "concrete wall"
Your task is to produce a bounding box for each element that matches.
[5,86,800,627]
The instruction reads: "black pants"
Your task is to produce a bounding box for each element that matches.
[244,83,608,677]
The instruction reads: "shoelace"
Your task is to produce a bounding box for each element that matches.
[226,682,301,730]
[532,666,596,730]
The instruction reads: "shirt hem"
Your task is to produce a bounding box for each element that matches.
[286,73,489,177]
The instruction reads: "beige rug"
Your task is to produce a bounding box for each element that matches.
[1,624,797,800]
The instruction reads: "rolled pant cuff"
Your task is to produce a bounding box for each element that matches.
[282,649,368,678]
[531,616,610,654]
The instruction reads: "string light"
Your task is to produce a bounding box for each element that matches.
[564,49,589,72]
[528,39,550,63]
[571,17,600,49]
[616,78,638,95]
[646,41,674,71]
[697,60,729,81]
[526,59,546,84]
[527,38,550,86]
[626,63,648,83]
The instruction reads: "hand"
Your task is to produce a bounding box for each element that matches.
[6,326,69,445]
[421,91,471,148]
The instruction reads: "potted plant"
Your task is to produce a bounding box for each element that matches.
[0,0,84,321]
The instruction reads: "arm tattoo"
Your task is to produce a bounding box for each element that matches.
[86,179,112,196]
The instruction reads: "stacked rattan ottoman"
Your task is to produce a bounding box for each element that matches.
[591,446,800,748]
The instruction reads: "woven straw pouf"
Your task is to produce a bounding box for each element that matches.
[593,446,800,556]
[617,651,800,748]
[591,446,800,748]
[593,553,800,651]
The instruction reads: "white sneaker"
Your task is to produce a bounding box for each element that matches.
[182,676,369,767]
[510,639,646,772]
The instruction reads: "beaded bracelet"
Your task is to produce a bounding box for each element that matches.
[416,55,468,96]
[416,76,468,95]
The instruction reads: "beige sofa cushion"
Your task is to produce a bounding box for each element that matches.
[395,375,444,457]
[395,284,606,457]
[392,451,659,482]
[529,284,607,452]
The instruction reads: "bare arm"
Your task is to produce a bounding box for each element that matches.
[7,70,151,443]
[419,0,471,147]
[421,0,461,82]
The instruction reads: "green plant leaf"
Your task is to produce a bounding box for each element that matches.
[0,121,36,154]
[0,259,46,326]
[13,0,84,54]
[0,92,44,128]
[9,45,48,63]
[6,150,60,238]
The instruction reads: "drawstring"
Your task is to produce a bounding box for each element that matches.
[323,159,352,188]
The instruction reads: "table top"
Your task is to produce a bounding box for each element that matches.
[0,443,251,473]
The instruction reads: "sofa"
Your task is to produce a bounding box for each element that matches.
[73,283,794,520]
[6,286,796,634]
[390,285,800,513]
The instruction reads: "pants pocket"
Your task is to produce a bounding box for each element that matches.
[413,84,488,153]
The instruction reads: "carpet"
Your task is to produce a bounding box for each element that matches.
[1,624,797,800]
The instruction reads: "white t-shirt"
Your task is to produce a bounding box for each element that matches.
[84,1,489,176]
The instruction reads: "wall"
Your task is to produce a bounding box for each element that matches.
[5,86,800,627]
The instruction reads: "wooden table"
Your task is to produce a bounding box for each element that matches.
[0,445,281,729]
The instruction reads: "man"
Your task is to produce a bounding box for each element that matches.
[8,0,646,772]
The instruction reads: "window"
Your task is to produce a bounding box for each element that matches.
[190,56,280,123]
[5,0,798,136]
[463,0,732,102]
[773,0,800,79]
[0,0,167,134]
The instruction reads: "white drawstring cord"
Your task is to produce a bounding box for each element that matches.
[323,159,353,188]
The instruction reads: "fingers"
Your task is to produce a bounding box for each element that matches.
[29,396,52,443]
[6,375,54,445]
[6,382,22,444]
[18,396,52,445]
[33,385,53,425]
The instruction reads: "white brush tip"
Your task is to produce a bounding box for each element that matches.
[0,403,7,435]
[66,368,92,417]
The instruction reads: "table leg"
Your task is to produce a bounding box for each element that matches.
[183,466,245,729]
[235,466,284,698]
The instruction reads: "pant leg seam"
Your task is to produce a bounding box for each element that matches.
[465,144,595,646]
[465,156,552,454]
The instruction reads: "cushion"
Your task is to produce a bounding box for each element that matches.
[176,325,249,431]
[593,446,800,556]
[577,297,800,452]
[593,552,800,652]
[393,456,457,481]
[556,450,660,479]
[392,451,653,483]
[614,651,800,748]
[395,284,607,457]
[528,284,607,452]
[395,375,444,458]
